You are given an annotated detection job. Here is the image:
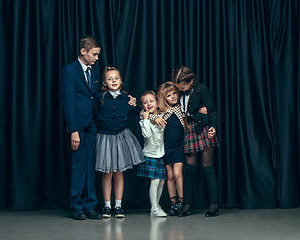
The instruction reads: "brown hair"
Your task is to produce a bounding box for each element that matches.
[171,66,196,84]
[79,35,101,53]
[157,82,179,112]
[100,66,124,104]
[140,90,156,103]
[101,66,123,91]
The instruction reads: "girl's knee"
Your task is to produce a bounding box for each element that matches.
[113,171,123,179]
[103,172,113,180]
[174,172,183,181]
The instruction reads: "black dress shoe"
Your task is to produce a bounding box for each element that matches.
[178,204,191,217]
[205,209,219,217]
[168,202,177,216]
[84,209,102,219]
[72,210,87,220]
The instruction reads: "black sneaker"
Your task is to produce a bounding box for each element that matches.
[102,206,112,218]
[114,206,125,218]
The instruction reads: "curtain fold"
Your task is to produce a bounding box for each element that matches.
[0,0,298,210]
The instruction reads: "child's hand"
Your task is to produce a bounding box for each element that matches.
[128,95,137,106]
[155,117,167,127]
[71,131,80,151]
[143,111,150,119]
[199,106,208,114]
[207,127,216,138]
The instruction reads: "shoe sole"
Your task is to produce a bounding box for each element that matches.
[72,217,87,220]
[115,214,125,218]
[102,214,111,218]
[150,214,167,217]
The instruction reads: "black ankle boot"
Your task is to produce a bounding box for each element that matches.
[178,204,191,217]
[168,202,177,216]
[205,203,219,217]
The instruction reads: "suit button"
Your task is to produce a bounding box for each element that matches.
[91,96,93,100]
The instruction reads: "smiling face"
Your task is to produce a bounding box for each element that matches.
[103,70,122,92]
[174,80,193,93]
[141,94,158,114]
[79,47,101,66]
[165,90,179,106]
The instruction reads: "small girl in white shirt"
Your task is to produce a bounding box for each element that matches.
[137,91,167,217]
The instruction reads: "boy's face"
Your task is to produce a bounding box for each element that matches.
[141,94,158,114]
[103,70,122,92]
[80,47,101,66]
[165,90,178,106]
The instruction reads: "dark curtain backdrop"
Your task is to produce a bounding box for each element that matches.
[0,0,299,210]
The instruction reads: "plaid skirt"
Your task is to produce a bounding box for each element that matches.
[137,156,166,180]
[184,122,219,154]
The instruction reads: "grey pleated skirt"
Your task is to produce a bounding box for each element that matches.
[95,128,145,173]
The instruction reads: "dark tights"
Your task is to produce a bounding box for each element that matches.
[183,148,218,212]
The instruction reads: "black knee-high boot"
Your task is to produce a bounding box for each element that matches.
[203,166,219,217]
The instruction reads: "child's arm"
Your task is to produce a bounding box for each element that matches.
[148,112,167,127]
[139,111,152,139]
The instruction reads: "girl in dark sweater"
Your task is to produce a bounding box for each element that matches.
[95,66,144,218]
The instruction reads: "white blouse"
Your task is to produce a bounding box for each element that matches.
[139,119,165,158]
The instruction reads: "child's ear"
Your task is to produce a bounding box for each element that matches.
[80,48,87,55]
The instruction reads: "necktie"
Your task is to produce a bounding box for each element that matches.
[86,67,91,89]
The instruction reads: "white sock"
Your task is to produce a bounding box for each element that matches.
[115,199,122,208]
[104,201,111,208]
[157,179,165,207]
[150,179,159,210]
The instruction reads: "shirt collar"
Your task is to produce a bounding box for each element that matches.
[78,57,91,72]
[109,90,121,98]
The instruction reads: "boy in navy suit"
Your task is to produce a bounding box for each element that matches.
[61,36,102,220]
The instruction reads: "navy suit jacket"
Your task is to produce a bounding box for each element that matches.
[61,59,101,133]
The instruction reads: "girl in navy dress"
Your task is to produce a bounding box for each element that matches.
[156,82,185,216]
[171,66,219,217]
[137,91,167,217]
[95,66,144,218]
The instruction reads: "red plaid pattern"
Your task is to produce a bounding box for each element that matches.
[184,122,218,153]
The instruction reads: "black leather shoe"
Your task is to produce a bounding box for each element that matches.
[176,201,183,214]
[178,204,191,217]
[205,209,219,217]
[168,202,177,216]
[72,210,87,220]
[84,209,102,219]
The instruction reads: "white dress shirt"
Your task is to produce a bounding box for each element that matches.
[139,119,165,158]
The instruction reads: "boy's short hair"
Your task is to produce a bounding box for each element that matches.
[79,35,101,53]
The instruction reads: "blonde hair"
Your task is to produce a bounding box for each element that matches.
[157,81,179,112]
